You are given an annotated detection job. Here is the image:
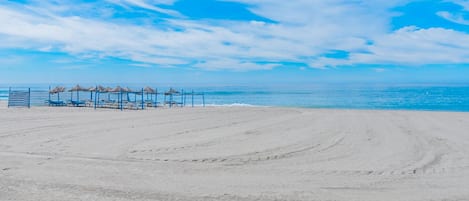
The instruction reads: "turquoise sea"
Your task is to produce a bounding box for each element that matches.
[1,84,469,112]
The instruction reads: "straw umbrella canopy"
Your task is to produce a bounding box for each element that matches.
[104,87,113,93]
[88,86,98,92]
[124,87,134,93]
[49,86,65,102]
[165,88,179,95]
[144,86,156,94]
[49,86,65,94]
[92,85,108,103]
[68,84,88,92]
[87,86,98,100]
[111,86,125,93]
[68,84,88,102]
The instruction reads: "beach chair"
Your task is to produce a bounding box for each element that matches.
[47,100,66,106]
[70,100,86,107]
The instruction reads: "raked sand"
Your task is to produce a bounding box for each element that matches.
[1,101,469,201]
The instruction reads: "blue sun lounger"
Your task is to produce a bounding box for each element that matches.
[70,100,86,107]
[47,100,66,106]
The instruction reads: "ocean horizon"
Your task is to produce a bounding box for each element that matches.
[1,83,469,112]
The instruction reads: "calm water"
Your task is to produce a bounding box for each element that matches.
[1,84,469,112]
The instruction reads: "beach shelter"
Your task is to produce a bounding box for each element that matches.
[111,86,125,110]
[93,85,110,108]
[49,86,66,105]
[68,84,88,106]
[124,87,144,109]
[103,86,112,101]
[124,87,134,102]
[50,86,65,94]
[165,88,179,95]
[96,85,106,92]
[95,85,107,100]
[144,86,155,94]
[88,86,98,100]
[111,86,125,93]
[164,88,182,108]
[144,86,158,107]
[124,87,134,93]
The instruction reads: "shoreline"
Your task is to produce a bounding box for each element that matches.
[2,99,469,113]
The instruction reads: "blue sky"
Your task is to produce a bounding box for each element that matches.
[1,0,469,85]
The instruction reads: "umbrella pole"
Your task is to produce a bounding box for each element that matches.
[120,91,123,111]
[48,86,51,104]
[181,89,184,107]
[94,90,97,110]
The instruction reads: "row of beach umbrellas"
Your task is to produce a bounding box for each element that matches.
[49,85,161,94]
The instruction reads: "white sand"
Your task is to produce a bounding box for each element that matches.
[1,101,469,201]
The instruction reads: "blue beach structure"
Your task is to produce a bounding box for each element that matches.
[68,84,88,107]
[41,84,206,110]
[164,88,183,108]
[144,86,159,107]
[48,86,66,106]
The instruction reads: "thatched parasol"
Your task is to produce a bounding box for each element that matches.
[165,88,179,95]
[88,86,98,92]
[49,86,65,94]
[69,84,88,92]
[111,86,125,93]
[144,86,156,93]
[124,87,134,93]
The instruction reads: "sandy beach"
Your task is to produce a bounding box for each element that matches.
[1,101,469,201]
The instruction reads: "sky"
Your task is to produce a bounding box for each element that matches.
[1,0,469,85]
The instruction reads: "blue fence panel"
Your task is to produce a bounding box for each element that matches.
[8,88,30,108]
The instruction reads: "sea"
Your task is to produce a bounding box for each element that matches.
[1,83,469,112]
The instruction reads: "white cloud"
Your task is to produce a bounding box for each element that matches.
[1,0,469,72]
[445,0,469,11]
[437,11,469,25]
[109,0,181,16]
[354,27,469,64]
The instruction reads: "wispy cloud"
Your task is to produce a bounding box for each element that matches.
[437,11,469,25]
[107,0,181,16]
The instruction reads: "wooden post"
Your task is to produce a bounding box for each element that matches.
[202,93,205,107]
[48,86,51,105]
[169,93,173,108]
[141,88,144,110]
[7,87,10,108]
[94,86,97,110]
[119,91,122,111]
[181,89,184,107]
[183,90,186,106]
[28,88,31,108]
[155,88,158,108]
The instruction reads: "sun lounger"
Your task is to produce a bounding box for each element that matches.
[47,100,66,106]
[70,100,86,107]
